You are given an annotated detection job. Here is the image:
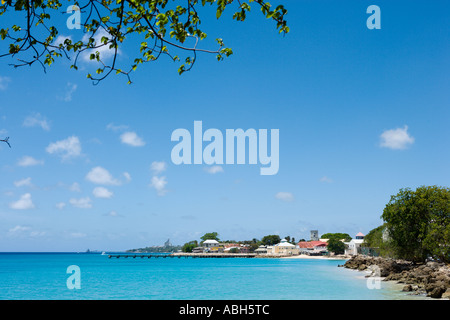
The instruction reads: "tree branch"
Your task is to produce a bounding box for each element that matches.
[1,137,11,148]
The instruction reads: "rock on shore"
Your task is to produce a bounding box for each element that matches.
[343,255,450,299]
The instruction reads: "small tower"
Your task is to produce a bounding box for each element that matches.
[310,230,319,241]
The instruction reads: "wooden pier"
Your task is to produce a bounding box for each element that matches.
[107,253,257,259]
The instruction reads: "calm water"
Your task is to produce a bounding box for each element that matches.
[0,252,424,300]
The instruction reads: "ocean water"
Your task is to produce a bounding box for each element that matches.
[0,252,425,300]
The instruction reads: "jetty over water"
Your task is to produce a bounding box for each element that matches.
[108,253,257,259]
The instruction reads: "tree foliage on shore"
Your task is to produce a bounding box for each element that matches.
[260,235,280,246]
[320,233,352,242]
[200,232,219,242]
[181,240,198,253]
[362,225,384,248]
[327,239,345,255]
[381,185,450,263]
[0,0,288,84]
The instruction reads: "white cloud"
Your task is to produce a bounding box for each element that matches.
[106,123,129,132]
[63,82,77,102]
[69,182,81,192]
[120,131,145,147]
[9,193,35,210]
[23,113,50,131]
[7,225,32,237]
[205,165,224,174]
[69,232,87,238]
[55,202,66,210]
[150,176,168,196]
[46,136,82,160]
[93,186,113,199]
[85,166,121,185]
[123,172,132,182]
[17,156,44,167]
[0,76,11,90]
[275,192,294,202]
[150,161,167,175]
[7,225,45,238]
[14,177,33,187]
[104,210,121,217]
[30,231,46,237]
[380,126,415,150]
[69,197,92,209]
[8,225,31,234]
[320,176,333,183]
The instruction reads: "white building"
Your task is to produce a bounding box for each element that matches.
[271,238,300,256]
[345,232,365,256]
[254,245,269,254]
[202,239,224,253]
[202,239,220,248]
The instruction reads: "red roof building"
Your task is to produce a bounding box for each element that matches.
[297,241,328,248]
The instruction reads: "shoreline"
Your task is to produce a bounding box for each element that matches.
[343,255,450,299]
[341,267,434,300]
[170,252,350,260]
[280,254,349,260]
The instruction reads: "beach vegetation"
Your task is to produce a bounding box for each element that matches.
[182,240,198,253]
[320,233,352,242]
[381,185,450,263]
[327,239,345,254]
[200,232,220,242]
[260,235,281,246]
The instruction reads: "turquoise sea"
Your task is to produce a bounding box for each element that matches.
[0,252,427,300]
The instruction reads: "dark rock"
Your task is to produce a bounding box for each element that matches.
[426,286,446,299]
[426,261,440,270]
[402,285,413,292]
[442,288,450,299]
[343,255,450,298]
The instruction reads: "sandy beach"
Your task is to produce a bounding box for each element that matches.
[281,254,350,260]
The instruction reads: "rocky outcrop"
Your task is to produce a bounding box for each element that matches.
[343,255,450,299]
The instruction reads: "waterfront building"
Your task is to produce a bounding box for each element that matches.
[344,232,365,255]
[255,245,269,254]
[272,238,300,256]
[202,239,223,253]
[297,240,328,255]
[192,247,204,253]
[223,244,250,253]
[203,239,220,248]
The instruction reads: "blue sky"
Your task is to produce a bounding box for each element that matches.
[0,0,448,251]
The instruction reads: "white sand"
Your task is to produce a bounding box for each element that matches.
[281,254,350,260]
